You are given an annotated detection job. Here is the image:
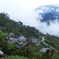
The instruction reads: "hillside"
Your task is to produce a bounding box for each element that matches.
[0,13,59,59]
[0,13,39,38]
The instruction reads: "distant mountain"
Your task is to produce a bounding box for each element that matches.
[36,5,59,25]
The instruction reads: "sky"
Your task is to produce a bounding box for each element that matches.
[0,0,59,36]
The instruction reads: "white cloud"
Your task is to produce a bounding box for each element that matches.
[0,0,59,36]
[38,19,59,36]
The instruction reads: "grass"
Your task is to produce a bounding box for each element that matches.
[52,51,59,59]
[6,55,29,59]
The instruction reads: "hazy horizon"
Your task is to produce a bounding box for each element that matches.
[0,0,59,36]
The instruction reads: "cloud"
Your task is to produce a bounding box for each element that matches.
[36,5,59,36]
[37,18,59,36]
[0,0,59,36]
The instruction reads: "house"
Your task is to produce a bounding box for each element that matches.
[6,33,16,40]
[7,33,18,43]
[8,38,18,43]
[7,34,28,45]
[18,35,27,42]
[40,48,54,59]
[40,48,50,53]
[32,38,40,46]
[0,50,4,57]
[18,35,29,46]
[9,33,15,38]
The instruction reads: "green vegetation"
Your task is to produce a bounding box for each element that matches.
[6,56,29,59]
[52,51,59,59]
[0,13,39,38]
[0,12,59,59]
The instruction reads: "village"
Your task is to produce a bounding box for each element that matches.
[6,33,40,46]
[0,33,55,59]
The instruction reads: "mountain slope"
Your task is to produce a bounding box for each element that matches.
[0,13,59,51]
[0,12,59,59]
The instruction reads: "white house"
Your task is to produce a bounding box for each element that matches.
[40,48,50,53]
[18,35,27,42]
[0,50,3,55]
[0,50,4,57]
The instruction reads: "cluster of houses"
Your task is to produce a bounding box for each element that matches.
[6,33,40,46]
[0,33,55,59]
[6,33,28,46]
[6,33,49,47]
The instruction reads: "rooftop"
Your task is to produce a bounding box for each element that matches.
[0,50,4,54]
[40,48,50,53]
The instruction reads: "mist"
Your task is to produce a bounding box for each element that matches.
[37,18,59,36]
[36,5,59,36]
[18,7,59,36]
[0,0,59,36]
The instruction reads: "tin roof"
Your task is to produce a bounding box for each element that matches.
[0,50,4,54]
[40,48,50,53]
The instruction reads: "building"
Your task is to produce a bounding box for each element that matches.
[7,38,18,43]
[40,48,50,53]
[32,38,40,46]
[6,33,16,40]
[7,34,28,45]
[0,50,4,57]
[18,35,27,42]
